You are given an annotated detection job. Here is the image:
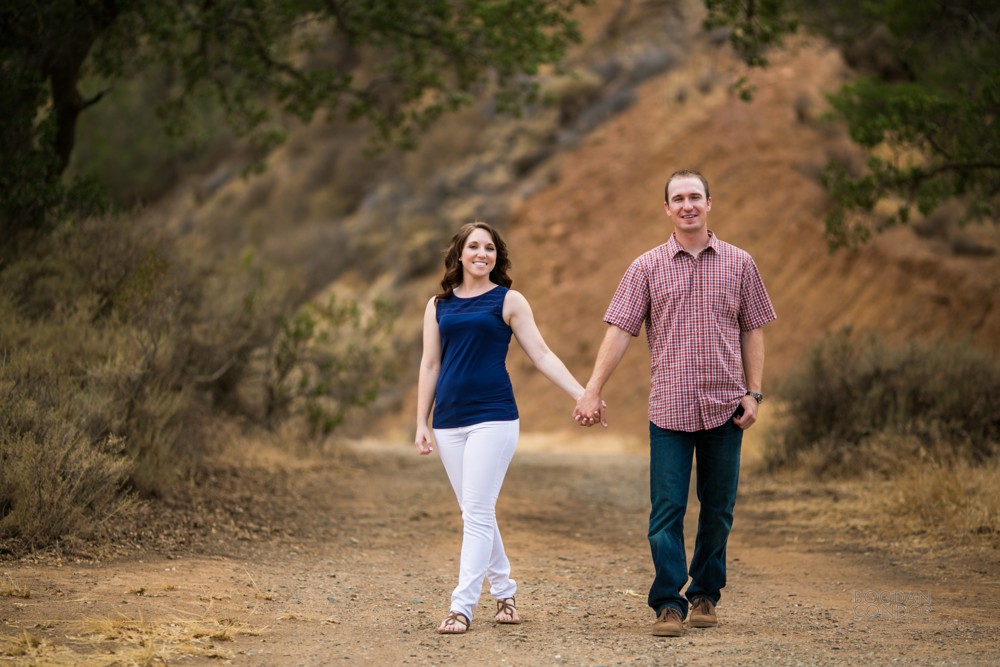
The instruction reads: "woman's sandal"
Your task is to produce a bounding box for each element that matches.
[495,597,522,624]
[437,611,470,634]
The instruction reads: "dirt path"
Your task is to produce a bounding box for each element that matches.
[2,437,998,666]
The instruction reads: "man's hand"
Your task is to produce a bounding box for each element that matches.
[733,395,758,430]
[573,389,608,428]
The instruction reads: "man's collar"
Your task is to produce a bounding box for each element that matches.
[668,230,716,256]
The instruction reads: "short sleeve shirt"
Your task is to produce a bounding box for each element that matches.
[604,232,776,432]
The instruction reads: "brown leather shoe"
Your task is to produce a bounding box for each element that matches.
[652,607,685,636]
[688,597,718,628]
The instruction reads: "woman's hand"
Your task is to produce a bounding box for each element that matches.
[573,391,608,427]
[414,425,435,455]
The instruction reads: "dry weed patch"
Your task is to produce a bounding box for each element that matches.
[769,439,1000,547]
[0,573,30,599]
[0,611,262,666]
[884,460,1000,538]
[245,569,276,601]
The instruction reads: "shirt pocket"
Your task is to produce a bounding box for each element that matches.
[709,266,741,324]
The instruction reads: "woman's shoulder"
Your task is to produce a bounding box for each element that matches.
[501,287,526,304]
[500,289,532,321]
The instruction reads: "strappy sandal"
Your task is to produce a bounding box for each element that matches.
[437,611,470,634]
[495,597,522,624]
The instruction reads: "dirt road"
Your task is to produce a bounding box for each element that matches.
[2,436,998,666]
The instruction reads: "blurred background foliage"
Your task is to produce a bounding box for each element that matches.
[0,215,398,547]
[66,67,236,208]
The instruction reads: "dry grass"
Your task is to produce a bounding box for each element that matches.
[884,460,1000,538]
[747,412,999,553]
[244,569,276,601]
[0,611,262,666]
[818,459,999,545]
[0,573,30,599]
[738,467,997,603]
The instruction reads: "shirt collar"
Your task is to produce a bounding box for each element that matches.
[667,230,717,257]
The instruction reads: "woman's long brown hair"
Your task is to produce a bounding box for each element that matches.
[435,221,512,301]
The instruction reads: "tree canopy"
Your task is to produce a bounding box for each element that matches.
[4,1,997,251]
[0,0,589,246]
[707,0,999,248]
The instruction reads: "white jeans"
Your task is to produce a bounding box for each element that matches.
[434,419,519,621]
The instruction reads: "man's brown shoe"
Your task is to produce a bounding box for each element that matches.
[652,607,685,637]
[688,597,718,628]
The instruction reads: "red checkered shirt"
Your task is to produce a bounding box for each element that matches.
[604,232,776,432]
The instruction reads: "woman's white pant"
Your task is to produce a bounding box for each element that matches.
[434,419,519,621]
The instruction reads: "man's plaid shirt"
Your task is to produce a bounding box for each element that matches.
[604,231,776,432]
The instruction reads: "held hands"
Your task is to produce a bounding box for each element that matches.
[573,389,607,428]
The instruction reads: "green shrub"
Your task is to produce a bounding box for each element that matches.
[767,328,1000,476]
[265,296,398,438]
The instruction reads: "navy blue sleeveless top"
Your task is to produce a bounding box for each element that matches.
[433,285,519,428]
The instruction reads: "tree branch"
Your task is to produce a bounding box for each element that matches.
[43,2,120,176]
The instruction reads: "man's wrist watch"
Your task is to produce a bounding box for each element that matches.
[746,391,764,404]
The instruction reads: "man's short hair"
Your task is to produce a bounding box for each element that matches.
[665,169,710,201]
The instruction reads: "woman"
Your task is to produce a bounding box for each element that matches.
[414,221,591,634]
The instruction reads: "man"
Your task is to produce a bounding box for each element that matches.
[574,169,776,637]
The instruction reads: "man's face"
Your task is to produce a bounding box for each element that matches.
[664,176,711,234]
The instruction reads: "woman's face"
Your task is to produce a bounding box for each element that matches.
[460,228,497,280]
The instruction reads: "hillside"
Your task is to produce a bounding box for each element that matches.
[500,26,1000,440]
[148,0,1000,448]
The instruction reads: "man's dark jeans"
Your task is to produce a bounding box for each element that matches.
[647,417,742,618]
